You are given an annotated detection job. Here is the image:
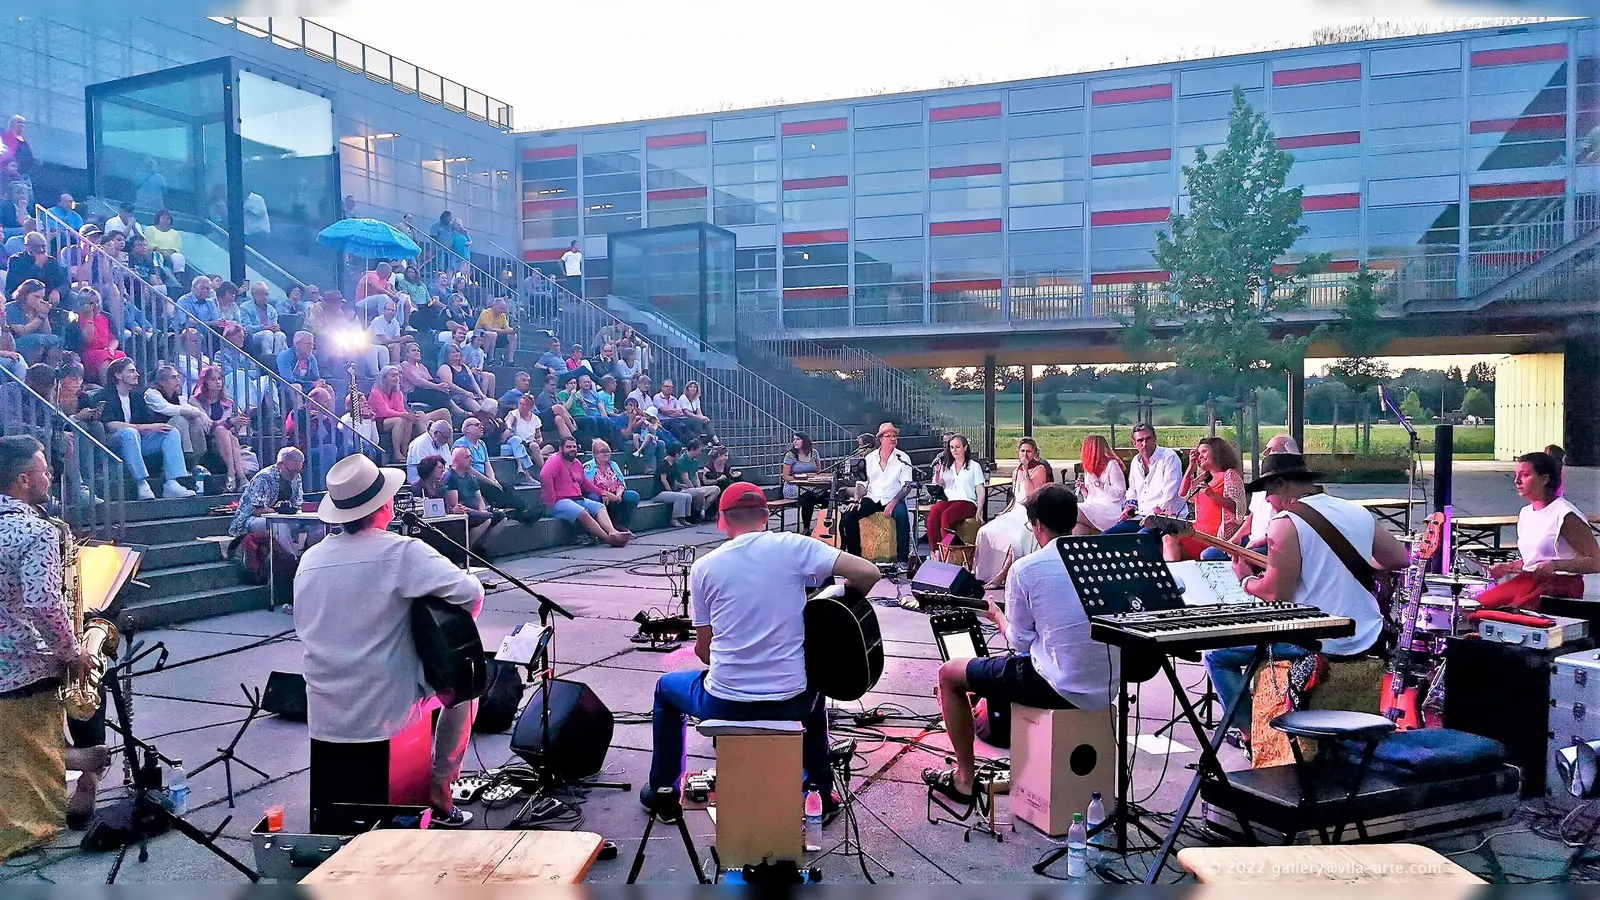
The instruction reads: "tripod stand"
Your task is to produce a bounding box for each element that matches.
[101,646,259,883]
[814,738,892,881]
[627,787,709,883]
[185,683,269,809]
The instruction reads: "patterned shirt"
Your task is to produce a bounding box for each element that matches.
[230,465,305,537]
[0,496,73,694]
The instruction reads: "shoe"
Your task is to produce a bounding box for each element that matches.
[670,518,688,528]
[639,785,681,821]
[431,807,473,828]
[136,482,156,501]
[162,480,196,499]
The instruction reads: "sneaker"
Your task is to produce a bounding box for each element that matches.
[431,807,473,828]
[136,482,156,501]
[162,480,196,499]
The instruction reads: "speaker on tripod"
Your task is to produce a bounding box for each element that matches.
[510,679,614,779]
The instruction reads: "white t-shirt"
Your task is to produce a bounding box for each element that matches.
[678,394,702,416]
[369,315,403,342]
[1277,493,1382,657]
[938,459,986,504]
[1519,497,1582,566]
[560,250,583,277]
[1246,490,1273,543]
[1006,538,1119,709]
[691,531,840,702]
[507,409,541,443]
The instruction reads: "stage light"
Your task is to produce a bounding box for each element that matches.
[332,328,370,353]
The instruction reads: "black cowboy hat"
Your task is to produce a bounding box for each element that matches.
[1245,452,1322,493]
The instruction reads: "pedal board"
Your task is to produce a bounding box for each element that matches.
[681,769,716,810]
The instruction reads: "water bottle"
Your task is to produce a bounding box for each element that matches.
[1066,812,1088,882]
[167,760,189,815]
[1086,791,1107,863]
[803,789,823,853]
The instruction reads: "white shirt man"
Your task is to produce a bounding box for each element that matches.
[368,302,410,368]
[863,439,914,507]
[1120,424,1182,520]
[842,423,915,565]
[560,245,583,278]
[406,423,455,481]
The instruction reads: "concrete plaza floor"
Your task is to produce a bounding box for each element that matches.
[1,461,1591,884]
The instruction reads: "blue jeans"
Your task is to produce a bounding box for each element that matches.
[1101,517,1142,536]
[590,489,638,529]
[1204,643,1311,729]
[110,426,188,483]
[649,670,832,797]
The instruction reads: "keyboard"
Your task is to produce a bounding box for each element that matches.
[1090,602,1355,654]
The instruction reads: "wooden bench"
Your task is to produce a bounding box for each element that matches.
[1453,514,1518,551]
[300,830,604,883]
[765,498,798,532]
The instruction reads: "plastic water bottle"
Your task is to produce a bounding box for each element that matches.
[1066,812,1088,882]
[167,760,189,815]
[1086,791,1107,862]
[803,790,823,852]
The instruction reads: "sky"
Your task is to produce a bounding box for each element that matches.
[311,1,1563,130]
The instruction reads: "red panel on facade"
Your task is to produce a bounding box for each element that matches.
[1276,131,1361,149]
[930,279,1003,293]
[645,132,707,149]
[1301,193,1361,211]
[929,219,1003,236]
[1469,113,1567,134]
[1471,44,1568,67]
[1090,207,1171,226]
[1272,259,1359,275]
[1091,84,1172,106]
[782,287,849,300]
[1090,270,1169,285]
[781,118,849,136]
[1468,180,1566,200]
[1271,63,1362,86]
[1090,148,1172,167]
[523,248,569,262]
[782,176,850,190]
[521,145,577,160]
[647,187,707,201]
[782,229,849,245]
[929,102,1003,121]
[929,164,1003,179]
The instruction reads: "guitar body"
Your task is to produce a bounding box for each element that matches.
[812,502,850,549]
[411,595,488,708]
[804,584,883,701]
[1380,513,1446,730]
[1378,672,1423,731]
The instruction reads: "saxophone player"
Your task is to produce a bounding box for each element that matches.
[0,436,105,860]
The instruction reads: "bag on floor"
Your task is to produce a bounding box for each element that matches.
[236,532,269,585]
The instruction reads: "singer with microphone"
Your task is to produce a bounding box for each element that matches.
[839,422,914,567]
[1164,438,1247,561]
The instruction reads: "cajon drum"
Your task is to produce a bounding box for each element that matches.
[1250,657,1387,768]
[1010,704,1116,837]
[698,719,803,868]
[859,511,899,563]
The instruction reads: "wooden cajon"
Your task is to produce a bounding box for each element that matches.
[1009,704,1116,837]
[698,720,803,868]
[859,511,899,563]
[1250,657,1387,769]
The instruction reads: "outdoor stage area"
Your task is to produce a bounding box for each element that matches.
[1,463,1590,884]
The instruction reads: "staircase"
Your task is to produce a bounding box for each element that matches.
[113,492,265,632]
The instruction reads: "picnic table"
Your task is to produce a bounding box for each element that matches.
[1452,514,1519,550]
[1353,497,1420,531]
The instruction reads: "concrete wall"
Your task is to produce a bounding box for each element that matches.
[1495,353,1565,460]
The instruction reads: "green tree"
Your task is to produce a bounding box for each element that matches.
[1326,266,1393,456]
[1461,386,1493,420]
[1116,281,1162,420]
[1400,390,1427,424]
[1036,388,1061,423]
[1256,386,1287,426]
[1152,86,1326,441]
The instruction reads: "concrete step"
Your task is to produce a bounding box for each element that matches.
[117,583,272,632]
[122,513,234,546]
[141,538,227,571]
[117,492,242,522]
[475,499,675,559]
[128,560,241,599]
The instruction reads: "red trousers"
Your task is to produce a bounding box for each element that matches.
[1475,571,1584,611]
[927,500,978,549]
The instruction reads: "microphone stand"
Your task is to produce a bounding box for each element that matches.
[1379,386,1421,533]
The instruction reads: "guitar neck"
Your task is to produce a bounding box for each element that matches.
[1179,530,1269,569]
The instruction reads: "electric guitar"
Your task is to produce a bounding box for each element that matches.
[1140,513,1269,569]
[1379,513,1446,730]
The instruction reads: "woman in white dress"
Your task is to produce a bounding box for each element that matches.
[1075,434,1127,533]
[974,437,1054,587]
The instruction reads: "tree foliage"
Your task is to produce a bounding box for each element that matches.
[1153,87,1326,387]
[1400,390,1428,424]
[1461,387,1493,420]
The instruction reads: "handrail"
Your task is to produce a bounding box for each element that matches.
[0,362,126,540]
[35,205,389,473]
[201,217,308,297]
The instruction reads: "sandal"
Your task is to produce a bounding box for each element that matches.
[922,767,976,807]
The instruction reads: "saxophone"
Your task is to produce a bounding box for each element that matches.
[51,516,120,720]
[345,360,363,425]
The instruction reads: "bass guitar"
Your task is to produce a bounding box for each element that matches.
[412,595,488,708]
[1141,513,1269,569]
[1379,513,1446,730]
[804,583,884,701]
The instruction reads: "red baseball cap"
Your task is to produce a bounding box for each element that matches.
[717,482,768,531]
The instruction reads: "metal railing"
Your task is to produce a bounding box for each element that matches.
[0,363,127,540]
[522,270,855,479]
[36,206,387,492]
[209,17,512,129]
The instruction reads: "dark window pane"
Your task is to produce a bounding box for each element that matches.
[1369,71,1461,104]
[854,125,923,152]
[585,192,641,214]
[1091,222,1164,250]
[1470,140,1567,170]
[584,173,640,195]
[932,258,1002,280]
[1009,110,1085,138]
[784,243,849,266]
[523,158,578,180]
[930,117,1003,145]
[1272,80,1362,112]
[584,151,640,174]
[782,264,848,287]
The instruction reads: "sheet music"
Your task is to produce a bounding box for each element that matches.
[1166,561,1253,607]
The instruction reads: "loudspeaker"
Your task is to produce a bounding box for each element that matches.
[510,679,613,779]
[911,559,982,599]
[262,671,307,721]
[473,660,525,734]
[1445,636,1575,797]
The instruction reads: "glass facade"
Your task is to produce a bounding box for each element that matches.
[609,223,737,351]
[519,19,1600,332]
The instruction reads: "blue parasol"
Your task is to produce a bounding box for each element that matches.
[316,218,421,259]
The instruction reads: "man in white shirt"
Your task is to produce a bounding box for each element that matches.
[1205,452,1408,747]
[644,483,880,817]
[924,484,1119,807]
[1102,422,1183,535]
[294,454,481,828]
[839,422,915,565]
[626,374,657,415]
[367,299,412,370]
[405,419,454,481]
[559,241,583,296]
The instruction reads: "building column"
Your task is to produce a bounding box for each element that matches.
[1286,368,1306,451]
[983,354,997,463]
[1566,335,1600,466]
[1021,365,1034,439]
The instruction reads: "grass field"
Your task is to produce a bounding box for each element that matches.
[992,424,1495,462]
[934,392,1175,427]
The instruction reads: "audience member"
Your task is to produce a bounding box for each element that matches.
[0,182,29,232]
[0,312,23,380]
[475,297,517,363]
[678,380,715,444]
[653,378,698,443]
[5,278,60,364]
[125,234,173,290]
[540,436,630,547]
[132,158,167,216]
[213,281,242,324]
[614,345,642,390]
[624,400,666,473]
[6,232,68,305]
[190,364,250,491]
[559,241,583,296]
[279,284,307,317]
[145,209,182,256]
[498,370,533,413]
[406,418,455,482]
[395,264,429,321]
[98,358,194,500]
[703,445,739,491]
[412,452,448,502]
[68,287,122,381]
[584,439,638,531]
[626,374,656,414]
[534,371,576,442]
[48,193,81,232]
[503,392,546,483]
[569,373,616,444]
[228,447,305,537]
[355,261,400,319]
[565,342,589,376]
[370,365,449,465]
[453,416,491,478]
[216,321,268,411]
[666,438,721,522]
[239,281,287,358]
[0,115,35,184]
[174,275,221,331]
[102,202,143,240]
[367,298,412,369]
[460,330,496,398]
[399,341,460,415]
[143,363,210,455]
[534,335,565,376]
[275,330,321,401]
[437,343,498,417]
[445,446,503,544]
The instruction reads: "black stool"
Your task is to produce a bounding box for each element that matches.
[1269,709,1396,845]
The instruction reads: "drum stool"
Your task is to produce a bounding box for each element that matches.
[1009,704,1116,837]
[698,720,804,868]
[1269,709,1395,843]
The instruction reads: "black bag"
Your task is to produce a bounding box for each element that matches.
[473,660,525,734]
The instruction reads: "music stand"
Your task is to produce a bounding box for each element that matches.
[185,683,270,808]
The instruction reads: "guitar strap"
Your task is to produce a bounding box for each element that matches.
[1288,500,1376,592]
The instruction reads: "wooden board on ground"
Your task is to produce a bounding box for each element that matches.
[1177,844,1485,885]
[299,829,603,884]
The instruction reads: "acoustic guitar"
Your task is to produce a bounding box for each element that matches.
[804,583,883,701]
[411,596,488,708]
[1140,513,1269,569]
